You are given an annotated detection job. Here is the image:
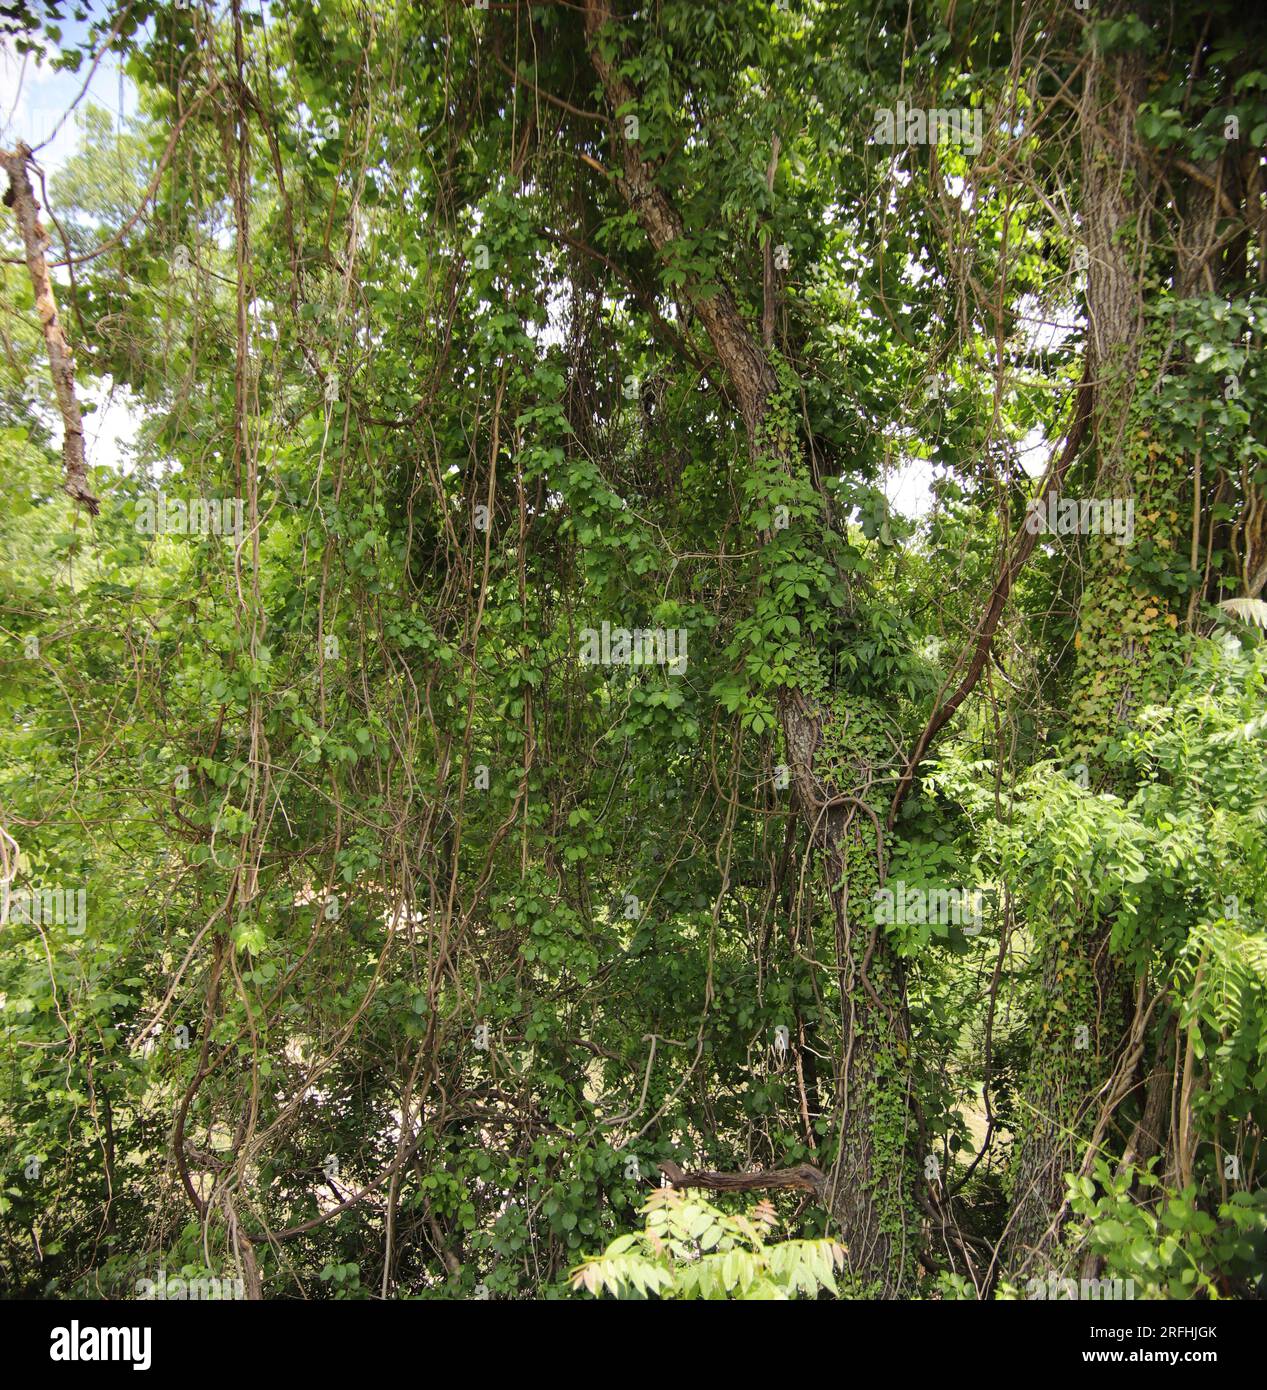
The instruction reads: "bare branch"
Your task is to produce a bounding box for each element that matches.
[1,143,99,516]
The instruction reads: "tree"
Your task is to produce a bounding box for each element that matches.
[1,0,1264,1305]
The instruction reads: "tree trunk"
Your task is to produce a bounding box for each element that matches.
[1001,3,1148,1278]
[583,0,918,1294]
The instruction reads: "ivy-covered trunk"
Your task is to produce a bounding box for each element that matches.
[1002,4,1150,1277]
[584,0,920,1295]
[783,699,920,1294]
[1003,0,1218,1278]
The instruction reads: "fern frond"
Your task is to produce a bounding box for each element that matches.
[1217,597,1267,630]
[1176,920,1267,1038]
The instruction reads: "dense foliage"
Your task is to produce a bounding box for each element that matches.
[1,0,1265,1301]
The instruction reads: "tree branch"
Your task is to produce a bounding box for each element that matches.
[1,143,99,516]
[658,1159,829,1204]
[887,359,1095,828]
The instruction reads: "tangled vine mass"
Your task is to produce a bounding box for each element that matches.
[1,0,1266,1306]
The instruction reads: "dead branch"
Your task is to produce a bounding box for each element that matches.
[658,1159,829,1204]
[1,142,99,516]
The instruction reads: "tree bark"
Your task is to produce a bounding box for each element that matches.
[1,143,99,516]
[583,0,917,1294]
[1000,4,1148,1278]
